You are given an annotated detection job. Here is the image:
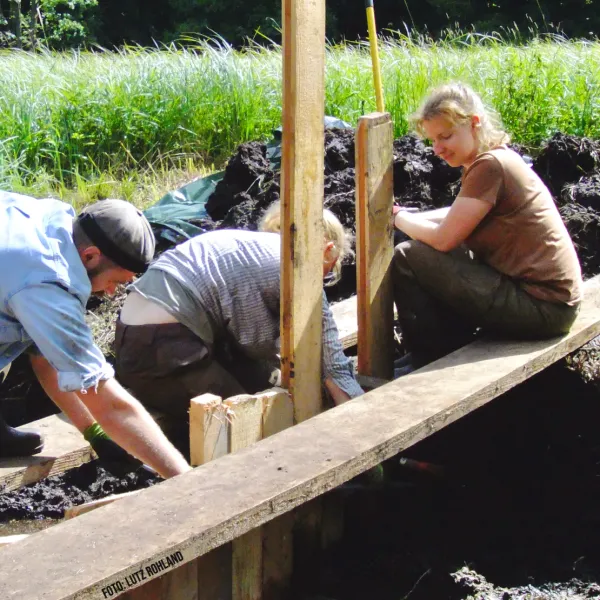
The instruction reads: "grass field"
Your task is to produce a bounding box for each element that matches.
[0,33,598,207]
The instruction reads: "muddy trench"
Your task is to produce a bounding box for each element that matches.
[2,130,600,599]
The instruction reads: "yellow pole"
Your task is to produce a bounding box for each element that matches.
[365,0,384,112]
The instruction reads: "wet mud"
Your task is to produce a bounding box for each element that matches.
[2,130,600,599]
[0,461,158,522]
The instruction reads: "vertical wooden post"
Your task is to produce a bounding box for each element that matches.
[123,560,198,600]
[190,393,228,467]
[261,390,294,600]
[356,112,395,379]
[190,394,232,600]
[280,0,326,423]
[225,394,265,600]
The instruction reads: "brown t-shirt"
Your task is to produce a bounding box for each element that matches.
[460,146,582,305]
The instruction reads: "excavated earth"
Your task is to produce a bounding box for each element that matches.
[2,130,600,599]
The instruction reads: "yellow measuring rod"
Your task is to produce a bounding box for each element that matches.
[365,0,385,112]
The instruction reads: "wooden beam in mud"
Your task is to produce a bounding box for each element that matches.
[355,112,395,379]
[2,275,599,600]
[280,0,326,423]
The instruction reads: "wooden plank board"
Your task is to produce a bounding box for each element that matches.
[189,394,228,467]
[260,389,294,600]
[190,394,229,600]
[2,276,599,600]
[355,112,395,379]
[0,413,93,493]
[280,0,326,422]
[226,394,265,600]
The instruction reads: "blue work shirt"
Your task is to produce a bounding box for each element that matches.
[0,192,114,392]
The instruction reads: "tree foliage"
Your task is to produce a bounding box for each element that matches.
[0,0,599,49]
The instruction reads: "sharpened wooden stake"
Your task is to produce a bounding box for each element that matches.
[356,112,395,379]
[260,390,294,600]
[189,393,232,600]
[226,394,265,600]
[123,561,198,600]
[190,393,228,467]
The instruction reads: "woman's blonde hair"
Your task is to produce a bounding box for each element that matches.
[258,200,352,286]
[410,83,510,153]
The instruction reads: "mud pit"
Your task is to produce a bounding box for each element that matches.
[2,130,600,599]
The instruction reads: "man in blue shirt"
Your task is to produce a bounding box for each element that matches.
[0,192,190,479]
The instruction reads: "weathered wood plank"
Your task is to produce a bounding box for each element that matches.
[196,544,232,600]
[280,0,326,422]
[260,389,294,600]
[226,394,264,600]
[356,112,395,379]
[1,276,598,600]
[0,413,93,493]
[190,394,230,600]
[189,394,228,467]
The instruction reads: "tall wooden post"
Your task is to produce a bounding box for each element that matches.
[356,112,395,379]
[280,0,326,423]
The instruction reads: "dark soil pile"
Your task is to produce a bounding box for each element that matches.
[0,462,159,520]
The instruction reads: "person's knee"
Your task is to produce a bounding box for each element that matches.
[393,240,433,280]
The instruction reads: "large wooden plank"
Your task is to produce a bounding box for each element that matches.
[0,413,93,492]
[2,276,599,600]
[226,394,264,600]
[280,0,326,422]
[355,112,395,379]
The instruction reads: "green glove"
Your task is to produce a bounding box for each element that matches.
[83,422,142,477]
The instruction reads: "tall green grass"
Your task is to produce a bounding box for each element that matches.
[0,33,598,201]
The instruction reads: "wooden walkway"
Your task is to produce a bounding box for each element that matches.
[0,276,598,600]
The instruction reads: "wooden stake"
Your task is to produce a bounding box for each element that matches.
[225,394,265,600]
[197,544,232,600]
[356,112,395,379]
[190,394,231,600]
[190,394,228,467]
[260,389,294,600]
[123,561,198,600]
[281,0,326,423]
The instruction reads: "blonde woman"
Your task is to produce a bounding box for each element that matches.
[115,202,363,431]
[393,83,582,372]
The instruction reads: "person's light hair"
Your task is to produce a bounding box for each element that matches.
[258,201,352,286]
[410,83,510,154]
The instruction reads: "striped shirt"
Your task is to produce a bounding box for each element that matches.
[130,229,363,398]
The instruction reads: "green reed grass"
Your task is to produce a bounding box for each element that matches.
[0,32,598,201]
